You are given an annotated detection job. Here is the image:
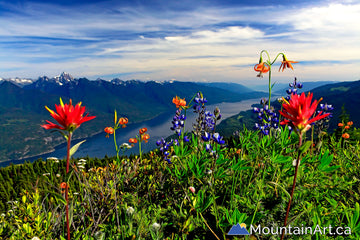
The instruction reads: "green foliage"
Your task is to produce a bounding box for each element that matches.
[0,127,359,239]
[330,86,350,92]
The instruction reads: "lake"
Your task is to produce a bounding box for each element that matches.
[2,98,259,166]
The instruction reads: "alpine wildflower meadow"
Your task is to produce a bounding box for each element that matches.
[0,51,359,240]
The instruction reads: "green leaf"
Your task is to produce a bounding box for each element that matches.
[318,150,339,172]
[202,196,214,212]
[299,140,312,155]
[352,202,360,229]
[271,81,276,90]
[69,201,74,227]
[182,216,193,232]
[273,155,292,164]
[74,223,94,240]
[69,140,86,157]
[232,209,242,224]
[214,168,226,179]
[268,181,291,200]
[216,156,227,165]
[322,166,340,172]
[44,190,67,205]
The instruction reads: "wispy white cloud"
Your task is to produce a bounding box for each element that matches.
[0,0,359,84]
[165,26,264,44]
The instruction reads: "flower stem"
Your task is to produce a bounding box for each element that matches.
[139,136,142,159]
[65,132,72,240]
[268,66,272,110]
[113,128,120,164]
[180,108,187,156]
[281,134,302,240]
[199,212,220,240]
[66,132,72,173]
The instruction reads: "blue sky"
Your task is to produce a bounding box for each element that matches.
[0,0,359,85]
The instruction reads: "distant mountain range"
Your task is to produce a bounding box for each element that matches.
[0,77,34,87]
[0,72,265,162]
[217,80,360,136]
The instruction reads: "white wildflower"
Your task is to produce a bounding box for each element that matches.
[152,222,161,231]
[292,159,300,166]
[120,143,132,149]
[126,206,135,216]
[171,155,179,161]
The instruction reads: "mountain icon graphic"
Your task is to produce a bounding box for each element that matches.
[227,223,250,235]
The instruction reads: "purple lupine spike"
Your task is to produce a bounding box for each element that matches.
[202,132,211,141]
[205,144,212,152]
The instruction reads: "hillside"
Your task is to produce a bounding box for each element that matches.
[217,80,360,136]
[252,81,337,94]
[0,75,265,162]
[311,80,360,130]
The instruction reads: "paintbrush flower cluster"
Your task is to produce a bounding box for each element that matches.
[279,92,330,135]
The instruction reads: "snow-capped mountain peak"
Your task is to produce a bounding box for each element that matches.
[0,77,34,87]
[54,72,74,83]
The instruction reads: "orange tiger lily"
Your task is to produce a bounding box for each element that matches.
[279,55,298,72]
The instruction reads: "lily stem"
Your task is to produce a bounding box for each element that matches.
[113,127,121,164]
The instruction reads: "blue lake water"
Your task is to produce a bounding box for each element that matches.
[1,99,259,167]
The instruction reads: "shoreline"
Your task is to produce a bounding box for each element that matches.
[0,98,261,168]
